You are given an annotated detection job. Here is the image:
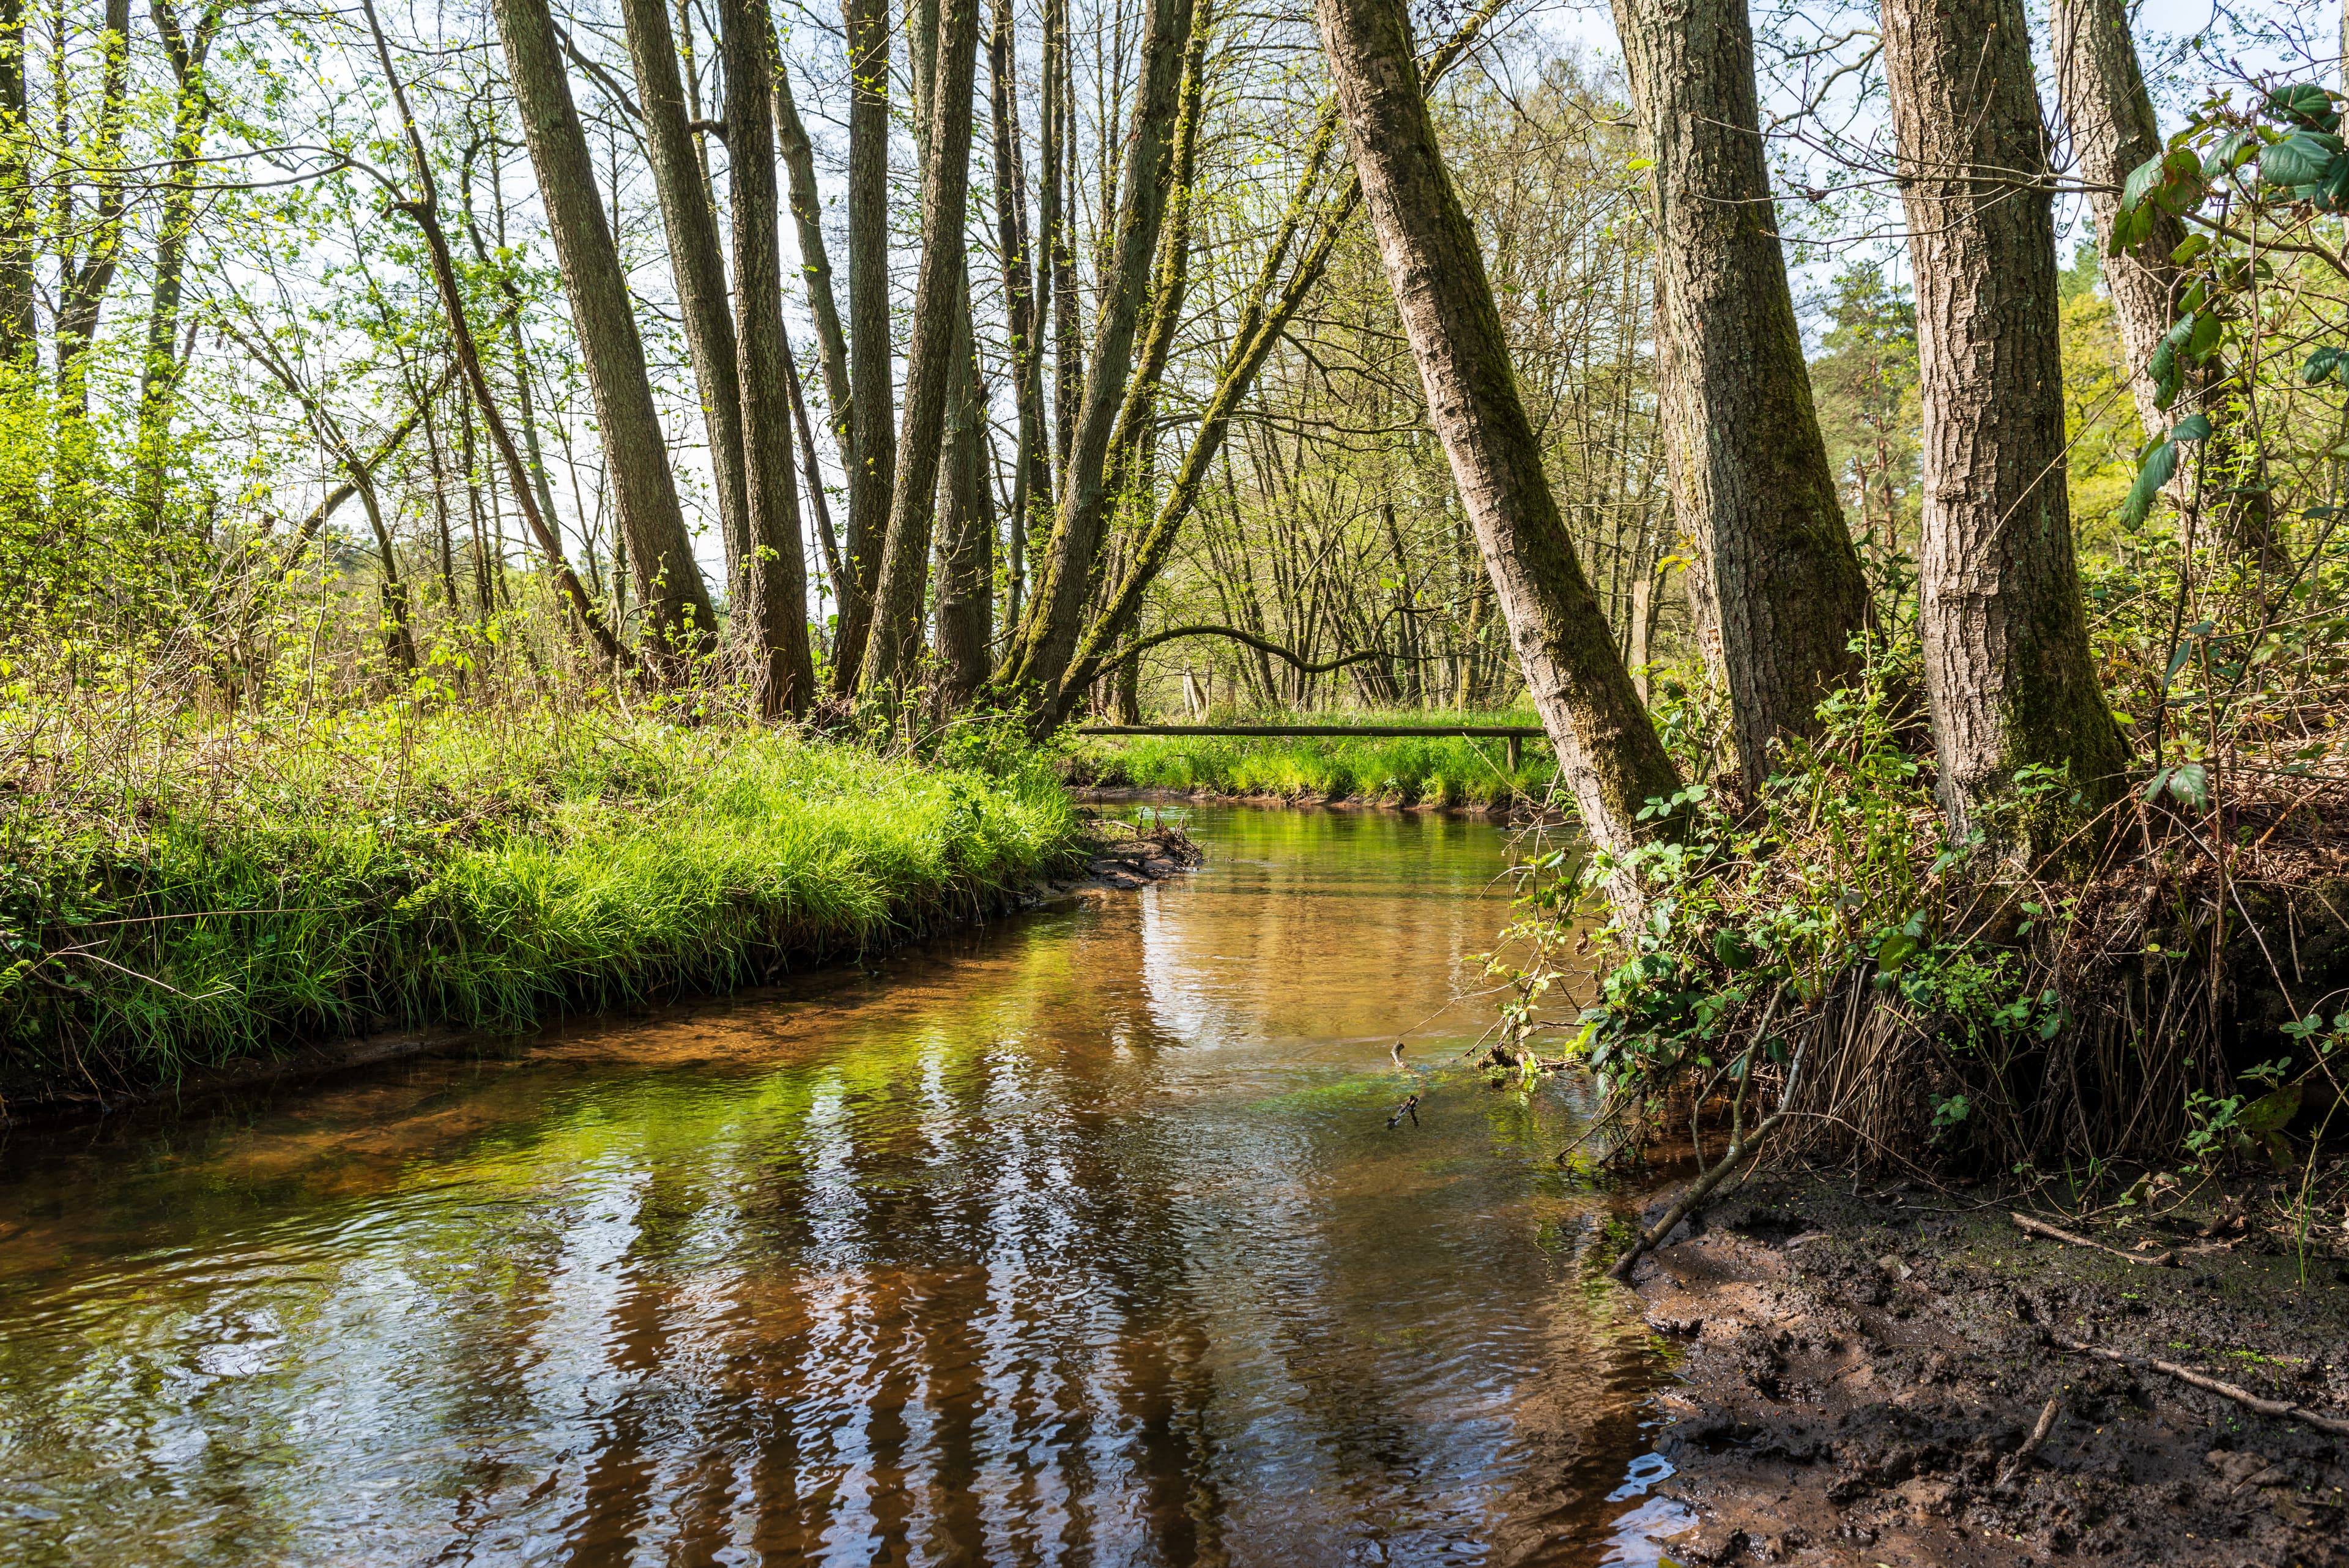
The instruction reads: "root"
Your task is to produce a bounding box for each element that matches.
[2049,1333,2349,1438]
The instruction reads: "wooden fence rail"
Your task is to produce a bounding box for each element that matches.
[1075,724,1548,771]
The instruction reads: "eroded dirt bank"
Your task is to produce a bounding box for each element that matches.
[1620,1174,2349,1566]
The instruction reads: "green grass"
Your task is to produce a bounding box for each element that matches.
[0,704,1087,1104]
[1064,708,1556,808]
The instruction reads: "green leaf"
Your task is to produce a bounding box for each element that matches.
[2121,152,2167,210]
[2187,310,2222,359]
[2267,83,2341,133]
[2119,438,2179,525]
[1712,929,1757,971]
[2170,233,2211,266]
[1873,931,1920,973]
[2262,128,2345,187]
[2170,412,2214,442]
[2235,1082,2301,1134]
[2303,346,2344,383]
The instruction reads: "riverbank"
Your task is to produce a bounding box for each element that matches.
[1063,710,1556,809]
[0,703,1136,1113]
[1619,1170,2349,1566]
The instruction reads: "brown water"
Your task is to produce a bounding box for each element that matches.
[0,806,1688,1567]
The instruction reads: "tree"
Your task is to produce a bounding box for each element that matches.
[1808,264,1920,571]
[831,0,893,692]
[1882,0,2129,852]
[719,0,818,712]
[993,0,1198,704]
[1608,0,1870,794]
[1311,0,1680,864]
[856,0,979,693]
[488,0,716,661]
[2052,0,2269,552]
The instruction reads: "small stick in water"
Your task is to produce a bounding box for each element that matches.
[1386,1093,1420,1129]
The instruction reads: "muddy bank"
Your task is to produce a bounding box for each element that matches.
[7,819,1198,1127]
[1619,1172,2349,1566]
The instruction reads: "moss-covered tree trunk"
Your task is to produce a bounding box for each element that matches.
[1312,0,1680,864]
[1611,0,1870,793]
[489,0,716,660]
[2053,0,2271,553]
[992,0,1197,705]
[719,0,818,713]
[618,0,749,601]
[831,0,894,693]
[1883,0,2129,853]
[858,0,981,694]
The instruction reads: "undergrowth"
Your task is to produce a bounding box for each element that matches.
[0,692,1086,1107]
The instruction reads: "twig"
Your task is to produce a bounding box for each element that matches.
[2049,1334,2349,1438]
[2011,1211,2178,1268]
[1994,1398,2063,1489]
[1609,1032,1809,1282]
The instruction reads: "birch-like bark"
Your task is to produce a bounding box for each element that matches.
[54,0,129,415]
[1313,0,1680,864]
[1610,0,1869,793]
[857,0,980,692]
[489,0,717,658]
[1883,0,2130,852]
[770,36,852,461]
[135,0,225,517]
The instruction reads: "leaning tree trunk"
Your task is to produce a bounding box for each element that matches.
[618,0,750,589]
[994,0,1197,704]
[990,0,1045,633]
[490,0,716,662]
[1611,0,1871,794]
[2053,0,2271,554]
[1312,0,1681,866]
[770,38,852,466]
[0,0,30,364]
[857,0,981,694]
[1883,0,2129,855]
[721,0,818,713]
[135,0,223,523]
[53,0,130,418]
[832,0,895,693]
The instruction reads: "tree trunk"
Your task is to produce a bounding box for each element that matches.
[2052,0,2271,552]
[489,0,716,662]
[618,0,750,586]
[832,0,894,692]
[134,1,223,521]
[1611,0,1869,793]
[933,289,994,697]
[990,0,1045,635]
[770,36,852,464]
[1883,0,2129,852]
[1312,0,1680,864]
[0,0,30,364]
[858,0,981,694]
[996,0,1197,701]
[53,0,130,417]
[719,0,818,713]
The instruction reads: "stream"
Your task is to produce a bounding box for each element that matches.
[0,805,1687,1566]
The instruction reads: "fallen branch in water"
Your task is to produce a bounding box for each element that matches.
[1995,1399,2063,1489]
[2011,1211,2178,1268]
[2049,1334,2349,1437]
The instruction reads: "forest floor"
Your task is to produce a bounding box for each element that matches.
[1620,1169,2349,1567]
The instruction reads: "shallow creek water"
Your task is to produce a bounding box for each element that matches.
[0,806,1686,1567]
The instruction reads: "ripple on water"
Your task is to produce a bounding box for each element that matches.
[0,806,1675,1566]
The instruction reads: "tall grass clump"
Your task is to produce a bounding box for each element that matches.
[1066,707,1554,807]
[0,687,1086,1107]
